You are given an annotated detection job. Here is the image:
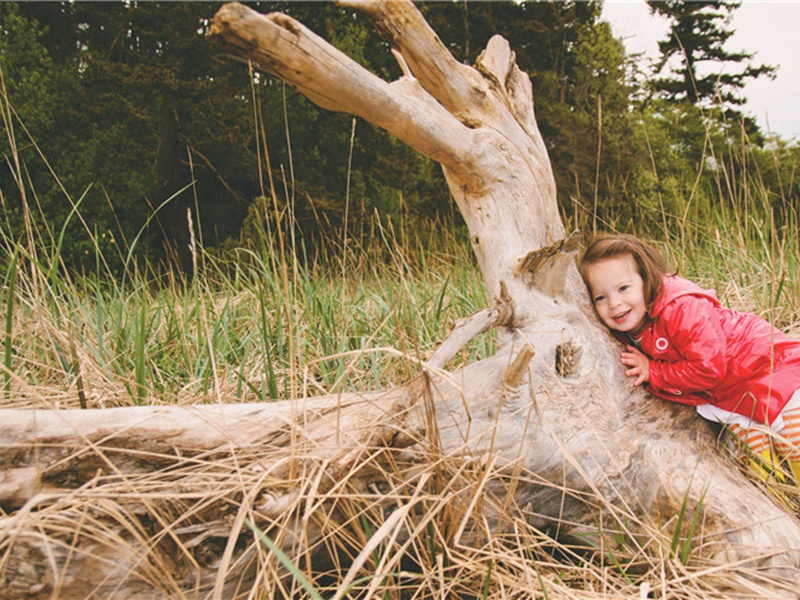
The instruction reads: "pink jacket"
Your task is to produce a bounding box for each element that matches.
[615,276,800,425]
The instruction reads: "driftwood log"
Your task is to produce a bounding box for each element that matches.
[2,2,800,598]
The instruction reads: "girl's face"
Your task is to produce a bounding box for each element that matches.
[584,253,648,335]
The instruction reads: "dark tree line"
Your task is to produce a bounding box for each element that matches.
[0,1,792,275]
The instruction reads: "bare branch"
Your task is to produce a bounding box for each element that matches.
[209,2,475,170]
[338,0,484,116]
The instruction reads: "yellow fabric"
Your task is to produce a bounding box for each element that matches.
[727,423,786,482]
[721,402,800,486]
[786,461,800,482]
[748,447,786,484]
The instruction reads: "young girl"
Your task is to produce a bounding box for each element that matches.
[579,233,800,481]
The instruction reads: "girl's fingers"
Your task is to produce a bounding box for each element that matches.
[620,348,649,385]
[624,365,645,385]
[623,363,648,386]
[620,354,642,367]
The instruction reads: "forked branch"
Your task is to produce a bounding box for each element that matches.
[210,2,476,171]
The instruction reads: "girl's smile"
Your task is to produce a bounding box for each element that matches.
[613,308,633,324]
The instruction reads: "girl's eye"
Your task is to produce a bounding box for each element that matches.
[620,285,629,292]
[594,295,605,303]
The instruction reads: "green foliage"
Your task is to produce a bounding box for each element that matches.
[2,2,260,272]
[0,3,55,134]
[670,473,708,565]
[0,3,58,251]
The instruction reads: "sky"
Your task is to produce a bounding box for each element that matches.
[601,1,800,141]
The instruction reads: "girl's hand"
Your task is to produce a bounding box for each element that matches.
[620,345,650,386]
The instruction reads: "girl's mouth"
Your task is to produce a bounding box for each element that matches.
[613,309,631,323]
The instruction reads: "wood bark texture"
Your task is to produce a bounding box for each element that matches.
[2,1,799,597]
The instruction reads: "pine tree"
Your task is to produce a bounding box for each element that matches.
[646,0,774,106]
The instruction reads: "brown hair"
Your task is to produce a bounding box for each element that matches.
[578,233,671,314]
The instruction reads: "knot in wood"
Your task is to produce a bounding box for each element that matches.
[555,341,582,378]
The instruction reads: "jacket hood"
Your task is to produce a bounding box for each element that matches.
[652,276,719,318]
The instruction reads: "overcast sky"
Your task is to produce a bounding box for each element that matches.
[601,1,800,141]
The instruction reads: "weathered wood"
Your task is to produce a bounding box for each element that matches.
[2,1,799,597]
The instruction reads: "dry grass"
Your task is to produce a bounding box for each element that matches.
[3,390,798,599]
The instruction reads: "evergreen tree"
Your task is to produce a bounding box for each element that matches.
[5,2,268,270]
[646,0,775,107]
[0,3,59,250]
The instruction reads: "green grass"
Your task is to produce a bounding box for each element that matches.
[1,110,798,421]
[0,212,490,409]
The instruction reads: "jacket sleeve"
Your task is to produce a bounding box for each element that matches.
[647,296,728,396]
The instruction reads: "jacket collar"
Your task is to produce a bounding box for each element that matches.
[651,276,719,318]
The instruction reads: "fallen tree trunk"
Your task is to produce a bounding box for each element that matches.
[2,1,799,597]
